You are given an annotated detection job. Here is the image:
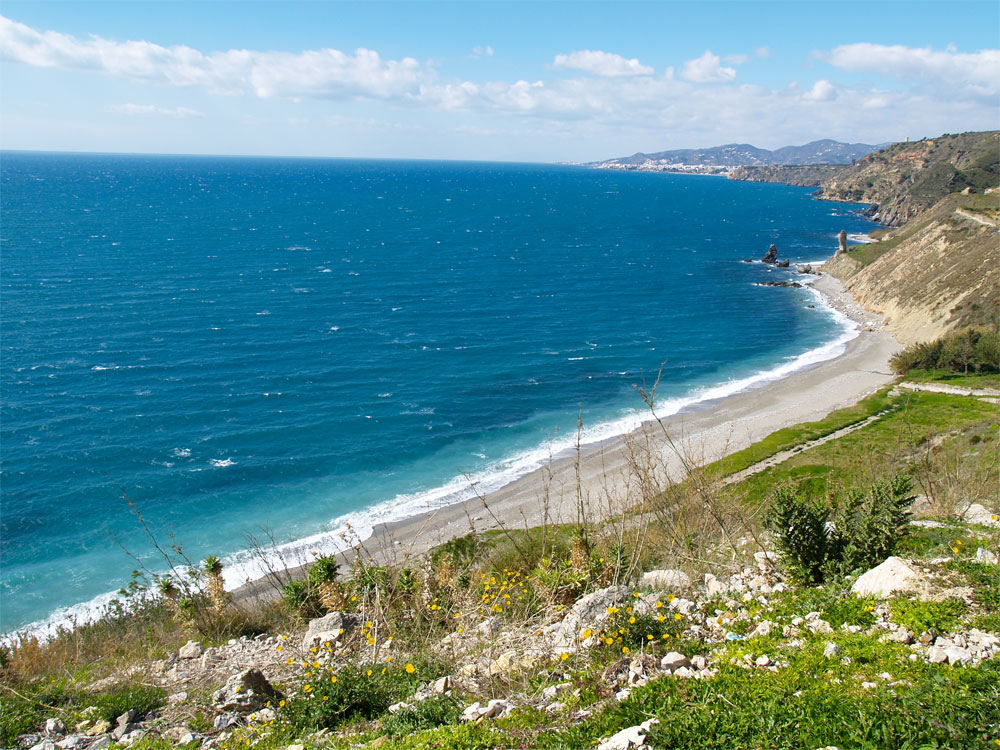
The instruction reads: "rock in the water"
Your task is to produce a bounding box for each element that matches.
[641,569,691,590]
[756,280,802,288]
[597,717,659,750]
[776,259,790,268]
[302,611,360,650]
[178,640,202,659]
[761,244,778,264]
[851,557,924,598]
[213,669,284,712]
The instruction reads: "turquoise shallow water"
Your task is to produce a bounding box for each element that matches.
[0,153,875,634]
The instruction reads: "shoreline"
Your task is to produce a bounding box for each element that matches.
[8,266,900,636]
[232,268,901,609]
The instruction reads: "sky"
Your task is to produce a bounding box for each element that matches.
[1,1,998,162]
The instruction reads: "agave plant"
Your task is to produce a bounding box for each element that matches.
[203,555,228,615]
[307,555,344,612]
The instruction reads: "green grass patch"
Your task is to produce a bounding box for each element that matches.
[704,388,895,480]
[735,389,999,505]
[901,369,1000,390]
[0,681,165,746]
[535,636,1000,749]
[890,598,968,634]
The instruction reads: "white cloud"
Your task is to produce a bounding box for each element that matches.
[3,15,999,157]
[723,53,749,65]
[110,103,203,117]
[755,46,771,60]
[823,43,1000,99]
[680,51,736,83]
[0,15,427,100]
[803,79,837,101]
[472,45,494,58]
[551,50,653,77]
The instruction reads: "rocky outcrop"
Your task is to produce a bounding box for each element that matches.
[818,131,999,226]
[851,557,925,598]
[212,669,283,713]
[761,244,779,264]
[302,611,360,650]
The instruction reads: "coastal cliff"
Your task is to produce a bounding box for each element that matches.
[825,191,1000,345]
[727,164,846,187]
[819,130,999,227]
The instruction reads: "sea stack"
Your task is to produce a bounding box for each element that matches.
[761,244,778,264]
[838,229,847,253]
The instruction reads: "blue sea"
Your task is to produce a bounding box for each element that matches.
[0,153,875,635]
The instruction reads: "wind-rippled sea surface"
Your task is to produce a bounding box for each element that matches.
[0,153,874,634]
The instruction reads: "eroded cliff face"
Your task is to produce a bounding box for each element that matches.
[819,131,999,227]
[825,193,999,346]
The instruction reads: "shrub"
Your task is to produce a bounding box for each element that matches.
[278,660,436,732]
[378,694,462,736]
[890,326,1000,375]
[766,476,915,583]
[281,579,322,618]
[765,487,833,584]
[829,475,915,576]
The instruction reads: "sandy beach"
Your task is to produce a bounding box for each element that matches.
[234,270,901,605]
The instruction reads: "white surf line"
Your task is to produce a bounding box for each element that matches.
[720,409,893,487]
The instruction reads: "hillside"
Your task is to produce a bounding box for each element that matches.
[596,139,882,168]
[819,131,1000,226]
[727,164,847,187]
[825,192,1000,344]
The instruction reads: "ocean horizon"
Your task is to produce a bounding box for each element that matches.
[0,152,876,637]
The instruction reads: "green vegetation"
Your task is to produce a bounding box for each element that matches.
[705,387,895,479]
[3,369,999,750]
[891,326,1000,376]
[890,598,968,634]
[0,682,164,746]
[765,475,914,583]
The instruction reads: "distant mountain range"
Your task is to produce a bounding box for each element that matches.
[594,139,888,168]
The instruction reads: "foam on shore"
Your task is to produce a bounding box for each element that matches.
[7,272,860,644]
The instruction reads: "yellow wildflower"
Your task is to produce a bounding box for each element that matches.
[405,663,416,674]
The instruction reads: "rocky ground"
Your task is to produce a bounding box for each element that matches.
[15,503,1000,750]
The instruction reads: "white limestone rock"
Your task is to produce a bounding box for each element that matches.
[851,557,924,598]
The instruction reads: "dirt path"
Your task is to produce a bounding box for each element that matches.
[720,411,891,486]
[955,208,998,229]
[898,381,1000,397]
